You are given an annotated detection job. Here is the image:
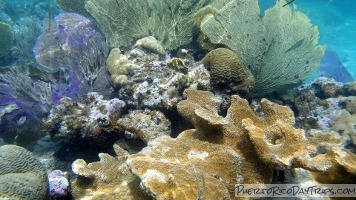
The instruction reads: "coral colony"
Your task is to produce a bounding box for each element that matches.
[0,0,355,199]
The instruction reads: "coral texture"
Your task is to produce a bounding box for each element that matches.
[127,135,242,199]
[72,143,150,200]
[0,21,14,57]
[116,47,210,110]
[196,0,326,96]
[0,145,49,199]
[177,89,355,184]
[201,48,255,94]
[117,109,171,143]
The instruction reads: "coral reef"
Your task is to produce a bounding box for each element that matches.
[0,21,14,57]
[0,145,49,199]
[116,47,210,110]
[33,13,110,96]
[84,0,226,49]
[285,78,347,130]
[106,48,138,89]
[117,109,171,143]
[43,92,126,148]
[48,170,71,199]
[196,0,326,96]
[177,89,355,184]
[71,89,356,199]
[201,48,255,94]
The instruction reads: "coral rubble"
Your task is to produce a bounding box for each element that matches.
[115,47,210,111]
[43,92,126,148]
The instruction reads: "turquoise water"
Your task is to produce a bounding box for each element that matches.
[260,0,356,79]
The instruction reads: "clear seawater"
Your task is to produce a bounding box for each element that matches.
[0,0,355,199]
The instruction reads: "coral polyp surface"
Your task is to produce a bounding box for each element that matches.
[127,135,242,199]
[0,145,49,199]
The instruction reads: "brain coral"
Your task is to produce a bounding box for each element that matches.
[0,145,49,199]
[201,48,255,94]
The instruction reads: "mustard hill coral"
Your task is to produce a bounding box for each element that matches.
[201,48,255,94]
[106,48,138,89]
[0,145,49,199]
[196,0,326,96]
[0,21,14,57]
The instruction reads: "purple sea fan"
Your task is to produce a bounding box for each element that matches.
[33,13,110,95]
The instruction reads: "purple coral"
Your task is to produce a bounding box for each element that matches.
[33,13,110,95]
[48,170,71,200]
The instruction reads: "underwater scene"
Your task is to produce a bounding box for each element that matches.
[0,0,355,199]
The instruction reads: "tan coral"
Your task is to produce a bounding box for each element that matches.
[116,110,171,143]
[134,36,165,55]
[106,48,138,89]
[127,135,242,199]
[344,96,356,114]
[201,48,255,94]
[72,143,150,200]
[177,89,347,185]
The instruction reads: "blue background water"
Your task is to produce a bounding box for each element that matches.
[260,0,356,80]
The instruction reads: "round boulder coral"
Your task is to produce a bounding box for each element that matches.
[0,145,49,199]
[201,48,255,94]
